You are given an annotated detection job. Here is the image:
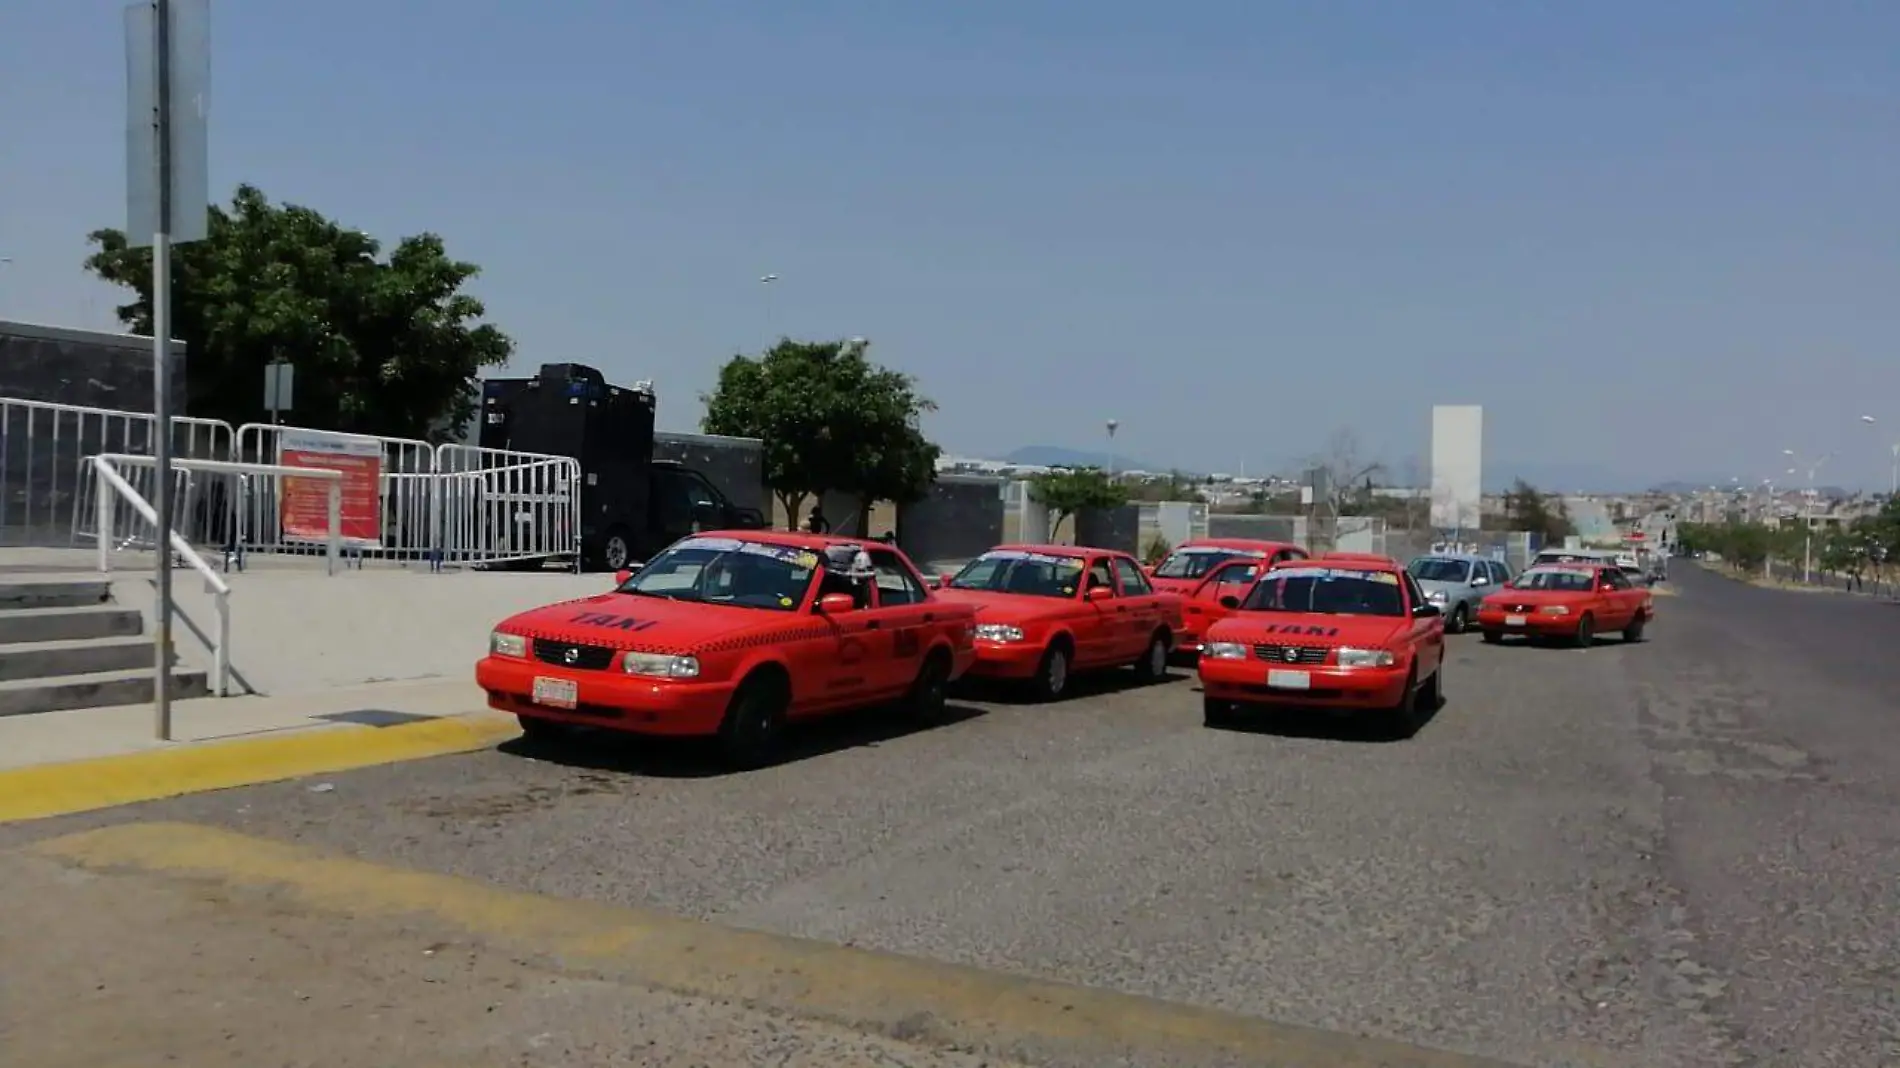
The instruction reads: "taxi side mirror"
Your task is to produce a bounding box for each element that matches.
[817,592,858,614]
[1086,586,1116,602]
[1219,595,1241,610]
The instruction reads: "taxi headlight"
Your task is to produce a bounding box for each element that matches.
[623,652,701,679]
[1539,605,1571,616]
[1335,646,1396,668]
[1202,641,1248,659]
[489,631,527,658]
[974,623,1024,643]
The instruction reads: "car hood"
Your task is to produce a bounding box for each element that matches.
[1207,612,1410,649]
[496,593,776,654]
[933,587,1078,622]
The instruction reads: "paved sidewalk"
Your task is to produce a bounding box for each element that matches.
[0,677,487,771]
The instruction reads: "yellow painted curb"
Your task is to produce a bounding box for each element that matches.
[27,821,1534,1068]
[0,713,518,824]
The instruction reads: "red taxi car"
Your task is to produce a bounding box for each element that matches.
[476,531,978,767]
[1146,539,1307,595]
[934,544,1185,700]
[1475,562,1653,646]
[1198,557,1446,736]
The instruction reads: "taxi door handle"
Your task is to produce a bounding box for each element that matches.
[1114,606,1128,613]
[865,620,882,630]
[922,613,934,622]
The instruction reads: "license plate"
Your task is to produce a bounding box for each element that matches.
[1266,669,1311,690]
[531,676,578,709]
[1504,614,1527,627]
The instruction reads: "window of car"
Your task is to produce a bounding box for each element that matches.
[1204,560,1260,601]
[947,550,1086,599]
[1510,567,1596,592]
[1111,557,1153,596]
[868,549,928,607]
[1408,557,1471,583]
[620,536,817,611]
[1239,566,1406,617]
[1401,570,1430,610]
[1603,568,1634,590]
[1152,547,1255,579]
[1085,558,1116,593]
[1487,560,1511,584]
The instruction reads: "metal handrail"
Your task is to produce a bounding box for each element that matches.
[95,452,345,576]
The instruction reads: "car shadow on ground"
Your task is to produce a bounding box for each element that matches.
[1477,635,1653,652]
[951,667,1190,706]
[1197,681,1447,744]
[494,702,989,779]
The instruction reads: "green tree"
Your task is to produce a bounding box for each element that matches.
[1501,479,1577,543]
[84,184,511,441]
[701,338,939,528]
[1141,532,1174,567]
[1028,467,1129,540]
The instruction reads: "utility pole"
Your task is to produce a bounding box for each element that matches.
[126,0,208,740]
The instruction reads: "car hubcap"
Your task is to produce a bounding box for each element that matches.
[606,538,628,568]
[1149,640,1165,673]
[1048,653,1067,692]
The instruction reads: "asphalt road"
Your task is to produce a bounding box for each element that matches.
[7,563,1896,1067]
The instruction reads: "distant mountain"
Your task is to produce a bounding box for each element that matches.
[1000,445,1167,471]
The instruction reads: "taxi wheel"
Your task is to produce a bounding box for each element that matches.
[1031,643,1072,702]
[1480,629,1502,644]
[1131,630,1170,683]
[1202,697,1236,729]
[904,652,952,723]
[516,714,568,744]
[717,675,789,769]
[1622,614,1647,642]
[1448,604,1469,634]
[1573,614,1597,648]
[1381,668,1424,739]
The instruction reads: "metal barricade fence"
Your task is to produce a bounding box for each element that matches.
[1,396,233,547]
[230,422,439,564]
[430,444,581,569]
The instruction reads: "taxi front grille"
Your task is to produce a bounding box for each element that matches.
[1253,643,1330,665]
[532,639,616,671]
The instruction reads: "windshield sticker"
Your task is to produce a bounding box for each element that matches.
[986,550,1082,567]
[1272,567,1384,583]
[793,551,820,569]
[1365,572,1399,585]
[1060,586,1075,595]
[676,536,746,553]
[779,595,795,608]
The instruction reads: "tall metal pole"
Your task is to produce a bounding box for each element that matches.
[151,0,176,740]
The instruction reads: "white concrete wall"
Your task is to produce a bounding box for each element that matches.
[114,568,609,697]
[1430,405,1484,534]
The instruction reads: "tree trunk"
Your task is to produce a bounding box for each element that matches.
[774,490,808,531]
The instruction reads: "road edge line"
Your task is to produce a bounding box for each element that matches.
[0,713,518,824]
[28,821,1530,1068]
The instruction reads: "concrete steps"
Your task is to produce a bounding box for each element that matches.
[0,577,209,718]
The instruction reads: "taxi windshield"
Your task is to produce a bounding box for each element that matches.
[619,536,817,611]
[949,550,1086,598]
[1153,547,1256,579]
[1511,568,1596,592]
[1239,567,1405,617]
[1408,558,1471,583]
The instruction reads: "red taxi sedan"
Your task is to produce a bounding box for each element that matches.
[1475,563,1653,646]
[934,544,1184,701]
[1146,539,1307,596]
[477,531,977,767]
[1198,557,1446,737]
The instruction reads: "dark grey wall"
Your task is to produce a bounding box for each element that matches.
[1,321,191,547]
[897,475,1004,573]
[1074,503,1140,554]
[653,431,766,515]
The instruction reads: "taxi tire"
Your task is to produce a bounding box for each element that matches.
[1131,629,1170,683]
[1202,696,1236,729]
[1480,629,1502,644]
[1573,613,1597,648]
[1622,614,1647,642]
[904,651,952,724]
[516,714,568,744]
[717,674,789,769]
[1382,668,1426,739]
[1031,642,1072,703]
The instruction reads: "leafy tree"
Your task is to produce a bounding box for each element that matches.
[85,184,511,441]
[1142,533,1174,567]
[1501,479,1576,543]
[701,338,938,527]
[1028,467,1129,540]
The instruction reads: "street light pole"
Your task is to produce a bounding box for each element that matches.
[1105,419,1119,478]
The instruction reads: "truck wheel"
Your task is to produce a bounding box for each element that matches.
[598,526,634,572]
[717,674,789,769]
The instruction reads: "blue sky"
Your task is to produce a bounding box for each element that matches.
[4,1,1897,490]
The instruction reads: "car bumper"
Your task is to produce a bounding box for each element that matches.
[964,640,1045,680]
[1475,610,1580,635]
[476,655,736,736]
[1199,657,1408,710]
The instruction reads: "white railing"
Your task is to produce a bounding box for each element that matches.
[88,456,237,697]
[430,444,581,569]
[91,453,346,575]
[231,422,439,565]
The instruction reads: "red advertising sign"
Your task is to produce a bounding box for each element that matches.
[277,428,383,549]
